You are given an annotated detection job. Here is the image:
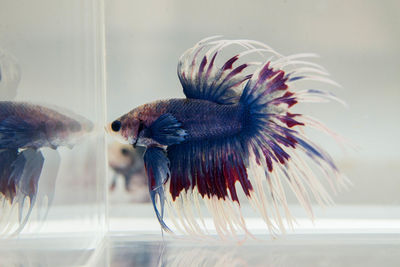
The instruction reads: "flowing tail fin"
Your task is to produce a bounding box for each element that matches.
[237,58,349,233]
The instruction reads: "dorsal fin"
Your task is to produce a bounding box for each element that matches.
[178,37,276,105]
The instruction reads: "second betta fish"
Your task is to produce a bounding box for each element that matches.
[108,37,348,237]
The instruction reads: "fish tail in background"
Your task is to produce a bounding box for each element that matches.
[166,38,348,238]
[0,48,21,100]
[0,148,44,236]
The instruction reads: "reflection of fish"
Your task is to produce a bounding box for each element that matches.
[0,148,44,233]
[0,101,93,150]
[0,102,93,235]
[108,142,148,202]
[0,48,94,236]
[108,37,348,237]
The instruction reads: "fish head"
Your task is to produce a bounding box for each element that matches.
[107,110,141,145]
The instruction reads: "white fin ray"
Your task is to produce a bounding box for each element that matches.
[178,38,286,105]
[290,75,342,87]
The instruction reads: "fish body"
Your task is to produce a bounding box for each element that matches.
[109,37,347,238]
[124,98,243,143]
[0,101,92,150]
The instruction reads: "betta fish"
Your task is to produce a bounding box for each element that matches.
[108,37,348,237]
[0,101,93,150]
[0,101,93,235]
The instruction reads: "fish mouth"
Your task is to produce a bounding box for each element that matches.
[105,123,112,135]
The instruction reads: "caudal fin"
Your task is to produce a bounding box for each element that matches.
[237,56,349,234]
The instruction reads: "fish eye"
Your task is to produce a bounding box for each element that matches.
[111,120,121,132]
[121,148,129,156]
[69,121,81,132]
[137,120,144,134]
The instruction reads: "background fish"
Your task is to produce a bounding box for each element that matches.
[108,37,349,238]
[108,142,149,203]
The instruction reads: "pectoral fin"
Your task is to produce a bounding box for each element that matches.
[148,113,187,146]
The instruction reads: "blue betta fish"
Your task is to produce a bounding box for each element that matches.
[108,37,347,237]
